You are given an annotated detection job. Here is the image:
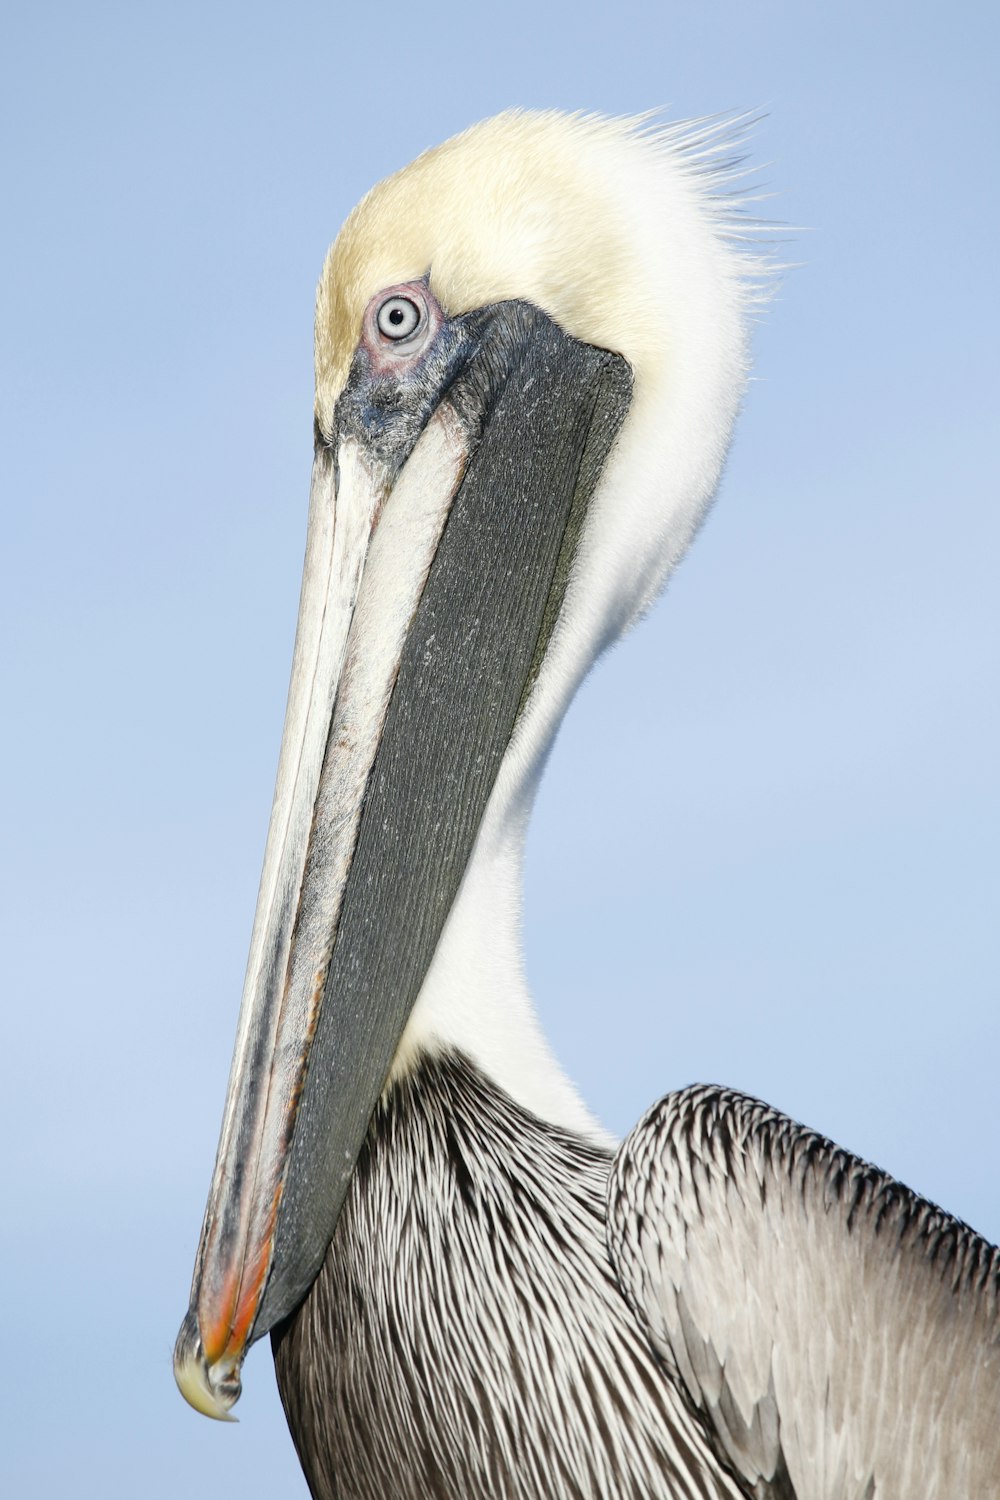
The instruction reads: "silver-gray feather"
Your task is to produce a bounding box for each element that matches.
[273,1053,747,1500]
[608,1085,1000,1500]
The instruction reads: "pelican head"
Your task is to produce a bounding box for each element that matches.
[174,108,754,1420]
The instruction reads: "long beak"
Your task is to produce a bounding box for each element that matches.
[174,302,632,1421]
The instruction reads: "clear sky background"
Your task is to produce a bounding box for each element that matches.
[2,3,997,1495]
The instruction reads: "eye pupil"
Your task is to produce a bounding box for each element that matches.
[376,294,422,342]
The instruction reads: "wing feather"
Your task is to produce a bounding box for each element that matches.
[607,1085,1000,1500]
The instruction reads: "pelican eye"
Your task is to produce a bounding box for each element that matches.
[376,295,422,341]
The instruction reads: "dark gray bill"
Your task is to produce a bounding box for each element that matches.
[174,298,631,1418]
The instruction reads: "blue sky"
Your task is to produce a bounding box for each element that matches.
[2,3,997,1494]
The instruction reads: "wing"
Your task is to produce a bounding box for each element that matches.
[606,1084,1000,1500]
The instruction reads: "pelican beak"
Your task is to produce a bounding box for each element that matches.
[174,297,631,1418]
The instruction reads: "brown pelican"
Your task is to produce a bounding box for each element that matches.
[174,111,1000,1498]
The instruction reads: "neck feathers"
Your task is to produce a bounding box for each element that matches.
[274,1050,738,1500]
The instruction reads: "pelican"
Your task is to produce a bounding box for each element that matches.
[174,111,1000,1498]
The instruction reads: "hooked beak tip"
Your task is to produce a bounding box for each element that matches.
[173,1309,242,1423]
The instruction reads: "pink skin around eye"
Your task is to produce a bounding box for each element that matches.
[360,281,444,376]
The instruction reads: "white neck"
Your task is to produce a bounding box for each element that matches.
[390,781,608,1140]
